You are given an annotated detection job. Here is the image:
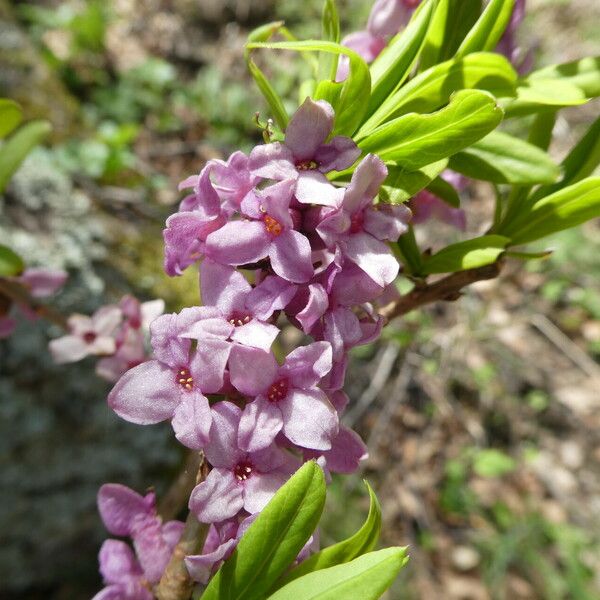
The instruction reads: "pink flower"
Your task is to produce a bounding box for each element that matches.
[49,305,122,363]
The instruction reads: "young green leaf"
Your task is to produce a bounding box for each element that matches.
[419,0,482,70]
[200,462,326,600]
[367,0,437,116]
[456,0,515,57]
[319,0,341,81]
[501,78,588,117]
[277,481,382,588]
[501,177,600,245]
[245,22,289,130]
[448,130,560,185]
[421,235,510,275]
[528,56,600,99]
[359,52,516,133]
[0,244,25,277]
[0,120,52,193]
[379,159,448,205]
[247,41,371,137]
[0,99,23,139]
[358,90,503,170]
[426,175,460,208]
[396,226,424,276]
[266,547,409,600]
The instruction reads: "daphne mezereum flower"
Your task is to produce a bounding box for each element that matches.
[205,179,315,283]
[249,97,360,206]
[108,308,230,449]
[49,305,122,363]
[317,154,411,287]
[93,484,184,599]
[189,401,299,522]
[228,341,338,452]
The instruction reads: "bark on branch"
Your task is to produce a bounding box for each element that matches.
[379,261,502,322]
[155,454,210,600]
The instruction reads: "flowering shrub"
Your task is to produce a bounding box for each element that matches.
[2,0,599,598]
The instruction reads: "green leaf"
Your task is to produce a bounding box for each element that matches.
[501,78,588,117]
[367,0,437,115]
[0,99,23,139]
[501,177,600,245]
[245,22,289,130]
[200,461,326,600]
[379,159,448,205]
[456,0,515,57]
[0,120,52,193]
[528,56,600,98]
[426,175,460,208]
[266,547,409,600]
[419,0,482,70]
[396,226,424,276]
[358,90,503,170]
[247,41,370,137]
[0,244,25,277]
[360,52,516,133]
[473,450,516,478]
[421,235,509,275]
[448,130,561,185]
[319,0,341,80]
[278,481,382,588]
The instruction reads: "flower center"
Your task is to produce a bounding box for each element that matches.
[228,311,252,327]
[267,378,289,403]
[295,159,319,171]
[263,214,283,237]
[83,331,97,344]
[176,367,194,391]
[349,211,364,234]
[234,460,253,481]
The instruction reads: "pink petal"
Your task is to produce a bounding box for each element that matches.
[228,345,278,396]
[248,142,297,180]
[108,360,181,425]
[270,230,314,283]
[246,275,297,320]
[285,98,334,161]
[189,469,244,523]
[295,284,329,334]
[205,221,271,266]
[314,136,361,173]
[344,233,399,287]
[281,341,333,389]
[98,539,143,584]
[363,204,411,241]
[343,154,388,215]
[18,268,67,298]
[97,484,153,536]
[189,338,231,394]
[185,538,237,584]
[200,260,252,314]
[205,401,244,469]
[243,471,289,514]
[49,334,90,363]
[92,306,123,336]
[280,389,338,451]
[231,319,279,351]
[171,392,212,449]
[238,397,284,452]
[295,170,345,207]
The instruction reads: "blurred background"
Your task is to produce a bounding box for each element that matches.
[0,0,599,598]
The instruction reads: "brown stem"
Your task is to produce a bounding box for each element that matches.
[0,279,68,329]
[158,451,203,522]
[379,261,502,322]
[155,455,210,600]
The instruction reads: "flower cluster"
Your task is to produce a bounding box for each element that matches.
[94,484,185,600]
[98,96,411,589]
[49,294,164,382]
[0,267,67,338]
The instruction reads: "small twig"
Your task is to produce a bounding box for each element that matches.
[155,455,210,600]
[158,451,203,522]
[379,261,503,322]
[0,279,68,329]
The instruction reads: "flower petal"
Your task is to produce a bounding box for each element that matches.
[97,484,154,536]
[228,345,278,396]
[200,259,252,314]
[281,341,332,389]
[98,539,143,584]
[363,204,411,241]
[238,397,283,452]
[189,469,244,523]
[248,142,296,180]
[231,319,279,351]
[285,98,334,161]
[342,153,387,215]
[92,306,123,336]
[171,392,212,449]
[314,136,361,173]
[49,334,90,363]
[270,230,314,283]
[108,360,180,425]
[243,471,289,514]
[189,338,231,394]
[185,538,237,584]
[344,233,399,287]
[280,389,338,451]
[246,275,297,320]
[206,221,271,266]
[205,401,243,468]
[295,170,345,207]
